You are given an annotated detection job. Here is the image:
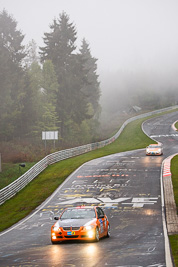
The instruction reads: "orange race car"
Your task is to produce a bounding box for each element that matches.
[146,144,163,156]
[51,206,110,244]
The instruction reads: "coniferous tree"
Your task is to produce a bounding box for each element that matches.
[78,39,101,140]
[20,60,59,138]
[20,62,42,137]
[41,60,59,131]
[79,39,101,117]
[0,10,101,145]
[0,9,25,140]
[23,39,39,68]
[42,60,58,105]
[40,12,90,140]
[40,12,77,74]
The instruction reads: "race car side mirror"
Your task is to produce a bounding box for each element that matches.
[54,216,59,220]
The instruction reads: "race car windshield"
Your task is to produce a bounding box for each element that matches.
[60,209,96,220]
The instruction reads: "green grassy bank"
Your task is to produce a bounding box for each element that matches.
[169,155,178,267]
[0,162,35,190]
[175,121,178,130]
[171,155,178,209]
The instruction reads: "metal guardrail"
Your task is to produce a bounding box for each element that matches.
[0,105,177,205]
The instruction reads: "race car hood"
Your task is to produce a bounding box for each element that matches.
[56,218,96,228]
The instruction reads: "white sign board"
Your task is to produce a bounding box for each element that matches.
[42,131,58,140]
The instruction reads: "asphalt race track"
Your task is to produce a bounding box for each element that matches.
[0,111,178,267]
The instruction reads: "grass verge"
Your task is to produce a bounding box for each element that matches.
[0,162,35,189]
[169,155,178,267]
[175,121,178,130]
[169,235,178,266]
[171,155,178,210]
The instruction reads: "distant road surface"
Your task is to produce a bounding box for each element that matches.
[0,111,177,267]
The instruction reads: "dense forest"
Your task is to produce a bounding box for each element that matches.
[0,9,177,162]
[0,10,100,156]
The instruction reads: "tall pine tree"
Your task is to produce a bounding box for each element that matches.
[41,60,59,131]
[0,9,25,140]
[23,39,39,68]
[20,62,42,137]
[79,39,101,117]
[40,12,89,140]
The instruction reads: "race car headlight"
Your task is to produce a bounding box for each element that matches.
[51,233,57,239]
[53,226,60,231]
[84,225,95,231]
[88,230,94,238]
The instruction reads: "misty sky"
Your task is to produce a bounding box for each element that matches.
[1,0,178,74]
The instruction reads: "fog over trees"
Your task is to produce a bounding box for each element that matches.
[0,10,100,147]
[0,7,177,156]
[100,69,178,123]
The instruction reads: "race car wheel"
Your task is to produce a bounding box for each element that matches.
[95,227,100,242]
[106,224,110,238]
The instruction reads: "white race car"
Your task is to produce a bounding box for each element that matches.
[146,144,163,156]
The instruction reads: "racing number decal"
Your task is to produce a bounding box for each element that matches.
[99,219,104,233]
[97,207,105,234]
